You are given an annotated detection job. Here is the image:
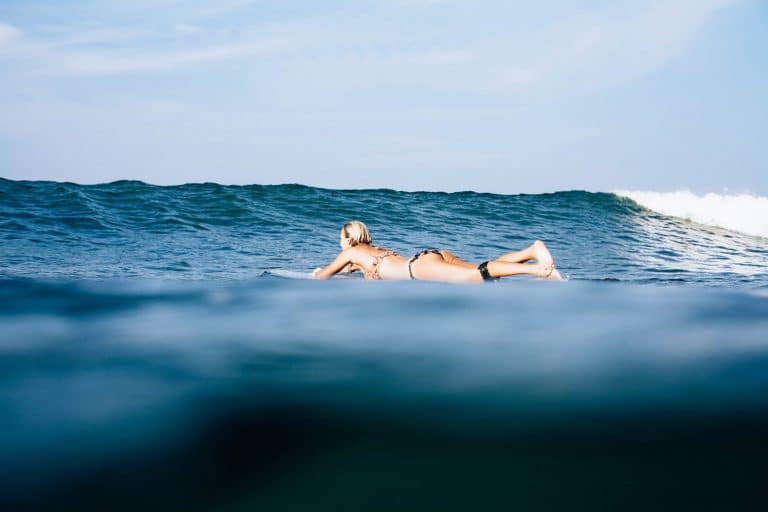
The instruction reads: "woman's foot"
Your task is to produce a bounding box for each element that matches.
[545,267,563,281]
[532,240,553,266]
[533,240,562,281]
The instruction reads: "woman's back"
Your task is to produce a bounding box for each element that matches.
[350,244,410,280]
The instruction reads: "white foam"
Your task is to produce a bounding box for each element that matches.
[613,190,768,239]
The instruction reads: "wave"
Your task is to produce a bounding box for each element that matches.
[2,179,767,285]
[613,190,768,239]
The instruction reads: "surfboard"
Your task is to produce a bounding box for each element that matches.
[262,269,363,280]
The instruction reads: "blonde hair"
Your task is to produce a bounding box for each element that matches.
[341,220,372,246]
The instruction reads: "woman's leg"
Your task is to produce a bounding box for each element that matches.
[443,241,558,273]
[412,254,550,283]
[484,260,552,279]
[495,243,538,264]
[419,242,561,282]
[442,241,547,266]
[492,241,561,280]
[439,250,476,269]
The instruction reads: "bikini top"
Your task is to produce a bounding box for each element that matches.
[363,249,400,280]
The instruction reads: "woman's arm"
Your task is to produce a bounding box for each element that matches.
[313,248,354,280]
[339,263,358,273]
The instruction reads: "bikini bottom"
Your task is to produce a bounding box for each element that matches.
[408,249,443,279]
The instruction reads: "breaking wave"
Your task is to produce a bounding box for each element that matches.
[614,190,768,239]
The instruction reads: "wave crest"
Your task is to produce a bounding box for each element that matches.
[614,190,768,239]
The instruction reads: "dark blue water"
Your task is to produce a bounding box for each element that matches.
[2,178,768,510]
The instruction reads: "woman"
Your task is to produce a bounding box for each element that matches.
[313,221,562,283]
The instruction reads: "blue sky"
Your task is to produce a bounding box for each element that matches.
[0,0,766,193]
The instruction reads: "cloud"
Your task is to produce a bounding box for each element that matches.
[240,0,738,102]
[454,0,741,96]
[51,27,143,47]
[54,38,287,75]
[174,24,204,34]
[0,20,290,75]
[536,0,738,90]
[387,0,450,6]
[0,23,22,48]
[0,0,740,94]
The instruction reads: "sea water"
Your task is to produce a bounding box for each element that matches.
[1,178,768,510]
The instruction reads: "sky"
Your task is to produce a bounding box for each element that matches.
[0,0,766,194]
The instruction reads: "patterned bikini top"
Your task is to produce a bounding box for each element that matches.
[363,250,400,280]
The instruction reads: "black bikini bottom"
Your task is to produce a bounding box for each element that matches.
[478,261,498,282]
[408,249,443,279]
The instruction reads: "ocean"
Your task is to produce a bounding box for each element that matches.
[1,178,768,510]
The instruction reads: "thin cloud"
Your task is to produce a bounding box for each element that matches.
[0,23,22,48]
[174,24,205,34]
[1,0,741,89]
[55,38,287,75]
[50,27,143,47]
[0,23,290,75]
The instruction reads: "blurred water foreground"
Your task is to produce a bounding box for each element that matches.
[1,278,768,510]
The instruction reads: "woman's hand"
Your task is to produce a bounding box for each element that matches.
[313,249,353,280]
